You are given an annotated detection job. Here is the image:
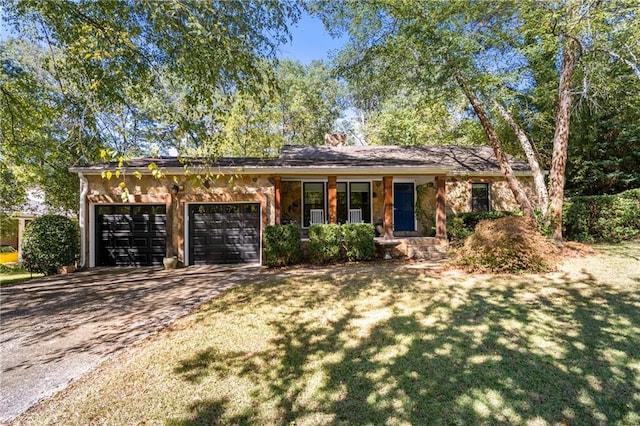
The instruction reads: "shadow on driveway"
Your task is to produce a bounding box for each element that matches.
[0,265,259,423]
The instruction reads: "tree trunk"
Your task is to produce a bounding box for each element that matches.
[493,100,549,216]
[549,39,578,245]
[454,72,534,219]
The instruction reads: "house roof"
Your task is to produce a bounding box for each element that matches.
[278,145,531,174]
[70,145,532,176]
[10,188,73,218]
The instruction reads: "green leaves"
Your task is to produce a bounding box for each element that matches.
[1,1,302,210]
[21,214,80,275]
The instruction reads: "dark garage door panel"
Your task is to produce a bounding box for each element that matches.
[96,205,167,266]
[189,204,260,265]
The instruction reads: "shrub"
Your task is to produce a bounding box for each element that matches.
[263,224,301,267]
[447,211,516,241]
[343,223,375,261]
[308,224,343,264]
[454,216,558,273]
[22,214,79,275]
[564,188,640,242]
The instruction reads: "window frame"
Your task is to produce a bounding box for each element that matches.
[471,182,491,212]
[302,181,326,228]
[336,181,372,224]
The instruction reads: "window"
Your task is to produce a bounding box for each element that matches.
[350,182,371,223]
[471,183,490,212]
[337,182,348,223]
[303,182,325,227]
[336,182,371,224]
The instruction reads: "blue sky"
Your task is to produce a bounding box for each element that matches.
[279,12,347,64]
[0,7,346,65]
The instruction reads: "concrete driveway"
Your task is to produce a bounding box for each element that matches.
[0,265,260,423]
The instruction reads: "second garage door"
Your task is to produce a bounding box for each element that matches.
[188,203,261,265]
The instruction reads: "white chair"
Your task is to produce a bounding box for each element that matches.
[348,209,363,224]
[310,209,325,226]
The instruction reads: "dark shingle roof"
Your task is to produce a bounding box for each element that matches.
[278,145,530,173]
[71,145,532,175]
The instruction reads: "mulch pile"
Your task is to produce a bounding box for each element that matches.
[453,215,560,273]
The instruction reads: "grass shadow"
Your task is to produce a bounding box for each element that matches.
[169,260,639,424]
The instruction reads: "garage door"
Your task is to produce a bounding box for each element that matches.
[96,205,167,266]
[189,203,260,265]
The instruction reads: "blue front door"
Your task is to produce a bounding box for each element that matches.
[394,183,415,232]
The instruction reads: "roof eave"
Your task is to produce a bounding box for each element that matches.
[448,170,533,177]
[70,165,455,176]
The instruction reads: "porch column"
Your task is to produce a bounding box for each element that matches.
[274,176,281,225]
[383,176,393,239]
[435,176,447,240]
[328,176,337,224]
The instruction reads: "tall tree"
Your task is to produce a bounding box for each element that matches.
[208,59,346,157]
[1,0,300,210]
[311,0,640,243]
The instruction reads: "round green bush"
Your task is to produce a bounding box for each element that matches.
[22,214,80,275]
[264,224,301,267]
[343,223,375,261]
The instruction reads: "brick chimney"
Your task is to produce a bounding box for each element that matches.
[324,133,347,146]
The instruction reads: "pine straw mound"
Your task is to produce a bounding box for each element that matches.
[560,241,597,258]
[453,215,560,273]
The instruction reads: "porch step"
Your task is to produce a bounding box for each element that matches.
[395,237,449,260]
[393,231,422,237]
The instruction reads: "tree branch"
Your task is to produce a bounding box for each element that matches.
[492,99,549,216]
[599,48,640,80]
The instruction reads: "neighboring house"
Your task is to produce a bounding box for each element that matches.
[1,188,68,263]
[70,144,536,268]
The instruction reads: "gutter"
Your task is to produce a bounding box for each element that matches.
[69,166,454,177]
[78,172,89,268]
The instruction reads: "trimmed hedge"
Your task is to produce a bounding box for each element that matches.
[263,224,301,267]
[564,188,640,242]
[264,223,377,266]
[308,224,343,264]
[447,211,516,241]
[343,223,376,261]
[22,214,79,275]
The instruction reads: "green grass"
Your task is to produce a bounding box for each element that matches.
[0,268,43,285]
[14,243,640,425]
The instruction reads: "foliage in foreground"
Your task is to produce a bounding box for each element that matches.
[22,215,79,275]
[13,244,640,425]
[564,188,640,242]
[454,216,558,273]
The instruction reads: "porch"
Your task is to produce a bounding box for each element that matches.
[273,174,448,250]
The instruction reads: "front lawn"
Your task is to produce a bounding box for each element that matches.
[0,268,43,286]
[14,243,640,425]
